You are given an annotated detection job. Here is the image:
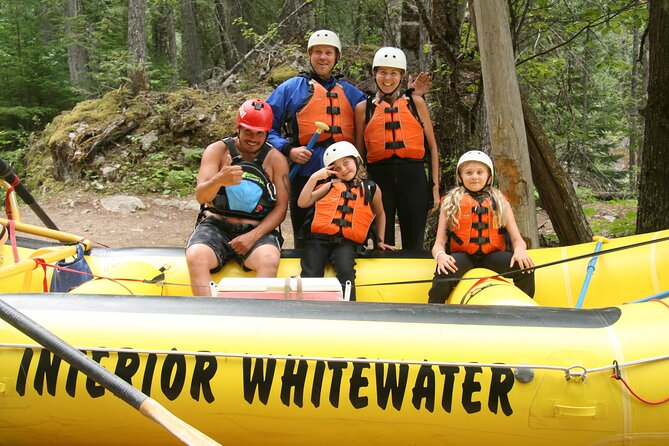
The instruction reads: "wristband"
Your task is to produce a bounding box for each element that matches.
[281,144,293,157]
[435,250,446,261]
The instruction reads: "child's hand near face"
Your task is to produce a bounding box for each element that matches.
[312,167,335,182]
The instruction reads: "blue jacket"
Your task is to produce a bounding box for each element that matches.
[266,73,366,178]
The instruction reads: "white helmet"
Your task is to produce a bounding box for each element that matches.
[372,47,407,72]
[323,141,360,167]
[456,150,494,186]
[307,30,341,53]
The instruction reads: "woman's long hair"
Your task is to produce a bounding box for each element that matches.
[441,185,509,230]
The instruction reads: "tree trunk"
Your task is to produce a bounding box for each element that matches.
[166,5,178,85]
[181,0,203,86]
[637,0,669,233]
[151,1,177,72]
[629,27,642,190]
[522,94,593,245]
[472,0,539,248]
[64,0,91,92]
[280,0,313,44]
[152,3,168,58]
[215,0,240,69]
[127,0,149,93]
[383,0,402,46]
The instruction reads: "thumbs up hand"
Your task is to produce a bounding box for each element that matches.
[218,153,243,186]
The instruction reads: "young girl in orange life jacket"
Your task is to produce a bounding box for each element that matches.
[427,150,535,303]
[298,141,397,301]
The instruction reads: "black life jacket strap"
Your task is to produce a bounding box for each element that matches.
[221,137,270,165]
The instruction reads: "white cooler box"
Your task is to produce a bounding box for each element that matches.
[215,277,347,301]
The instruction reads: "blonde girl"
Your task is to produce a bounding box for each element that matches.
[428,150,534,303]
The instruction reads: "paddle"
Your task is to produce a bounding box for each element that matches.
[575,236,609,308]
[0,159,59,230]
[0,298,221,446]
[288,121,330,182]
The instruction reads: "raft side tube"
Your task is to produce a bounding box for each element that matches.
[1,293,622,328]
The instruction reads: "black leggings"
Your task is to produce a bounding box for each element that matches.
[289,176,311,248]
[427,251,535,303]
[300,238,358,301]
[367,161,429,251]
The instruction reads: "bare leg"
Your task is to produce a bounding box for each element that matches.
[244,244,281,277]
[185,244,220,296]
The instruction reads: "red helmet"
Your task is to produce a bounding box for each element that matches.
[236,99,273,132]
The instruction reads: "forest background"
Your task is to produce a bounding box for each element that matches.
[0,0,667,248]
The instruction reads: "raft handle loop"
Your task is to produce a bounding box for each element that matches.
[284,276,303,299]
[565,365,587,381]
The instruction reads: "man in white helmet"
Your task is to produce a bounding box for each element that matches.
[265,30,363,248]
[266,31,430,248]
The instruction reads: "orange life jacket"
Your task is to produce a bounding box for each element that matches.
[311,180,376,244]
[448,192,507,255]
[294,80,355,146]
[364,96,425,163]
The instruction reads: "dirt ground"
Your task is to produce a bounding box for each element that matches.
[14,190,297,248]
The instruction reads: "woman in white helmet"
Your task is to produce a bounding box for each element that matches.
[354,46,440,252]
[297,141,396,300]
[427,150,535,303]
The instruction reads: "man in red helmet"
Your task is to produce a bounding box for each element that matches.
[186,99,289,296]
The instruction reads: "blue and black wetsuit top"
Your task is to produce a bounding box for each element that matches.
[207,137,276,220]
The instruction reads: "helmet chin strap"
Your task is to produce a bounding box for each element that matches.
[374,77,401,101]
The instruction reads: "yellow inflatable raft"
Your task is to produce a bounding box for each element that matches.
[2,196,669,445]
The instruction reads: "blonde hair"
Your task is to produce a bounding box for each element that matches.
[355,158,368,180]
[441,185,509,230]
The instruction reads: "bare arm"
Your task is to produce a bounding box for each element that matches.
[370,187,396,251]
[354,101,367,162]
[503,204,534,270]
[253,150,290,236]
[297,168,332,208]
[432,206,458,274]
[194,141,243,204]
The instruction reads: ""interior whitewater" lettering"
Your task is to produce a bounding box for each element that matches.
[14,348,514,415]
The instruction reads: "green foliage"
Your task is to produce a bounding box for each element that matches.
[312,0,388,46]
[582,207,596,217]
[114,151,199,197]
[0,0,82,131]
[589,208,637,237]
[514,0,647,193]
[576,187,598,204]
[0,145,26,177]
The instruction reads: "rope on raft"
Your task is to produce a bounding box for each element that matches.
[611,354,669,405]
[357,234,669,287]
[10,233,669,295]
